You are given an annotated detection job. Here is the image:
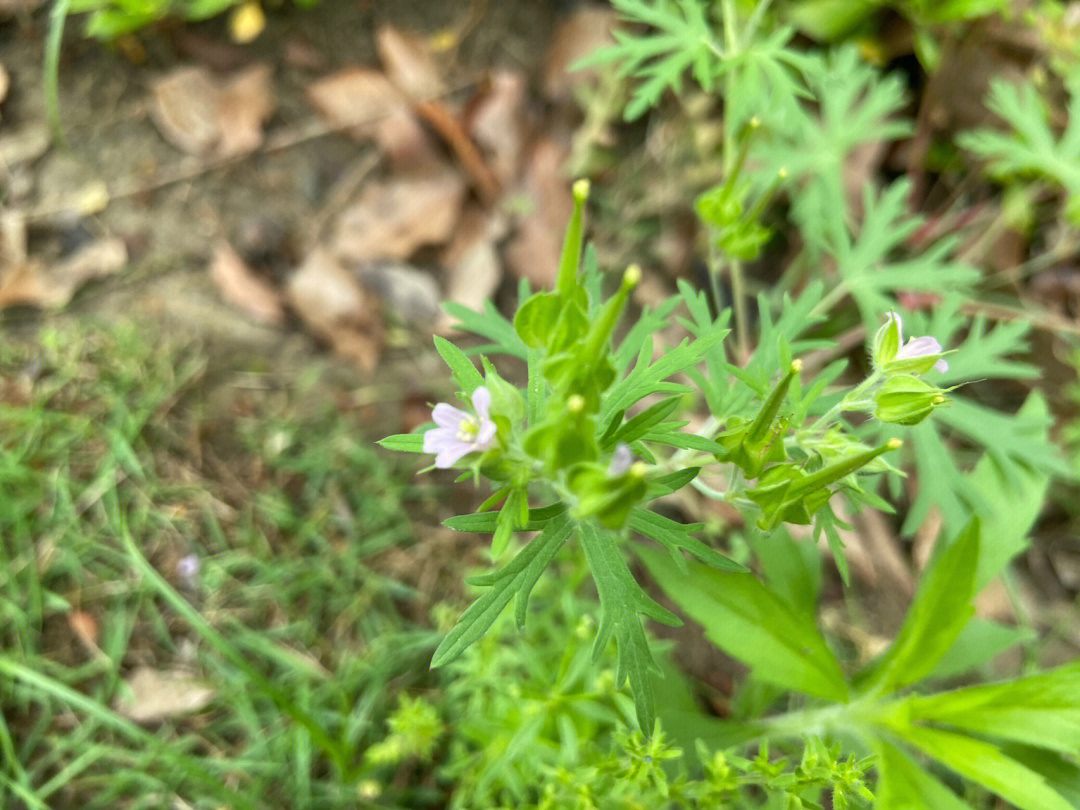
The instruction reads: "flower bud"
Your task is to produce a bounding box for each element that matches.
[874,374,946,426]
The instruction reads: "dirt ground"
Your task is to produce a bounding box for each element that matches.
[0,0,566,410]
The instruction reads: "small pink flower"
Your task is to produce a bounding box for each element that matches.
[423,387,497,468]
[887,312,948,373]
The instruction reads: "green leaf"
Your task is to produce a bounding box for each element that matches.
[602,331,724,422]
[445,504,565,534]
[431,516,572,668]
[927,618,1035,680]
[578,521,681,732]
[443,300,529,359]
[433,335,484,394]
[901,661,1080,756]
[629,509,745,573]
[859,518,979,695]
[874,740,974,810]
[604,396,682,448]
[886,725,1074,810]
[378,431,428,453]
[645,466,700,498]
[635,543,848,702]
[1003,744,1080,808]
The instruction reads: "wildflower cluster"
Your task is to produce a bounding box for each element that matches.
[383,180,955,732]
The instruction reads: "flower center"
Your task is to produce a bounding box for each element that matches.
[456,416,480,442]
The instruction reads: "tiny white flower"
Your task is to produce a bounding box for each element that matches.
[423,387,497,468]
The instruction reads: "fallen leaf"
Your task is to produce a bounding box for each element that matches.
[359,261,442,328]
[287,248,383,370]
[209,239,285,325]
[541,6,618,104]
[332,164,466,263]
[0,0,43,17]
[413,98,501,203]
[467,70,528,188]
[438,205,506,329]
[150,67,220,155]
[149,63,275,158]
[114,666,215,724]
[376,24,444,100]
[68,610,99,649]
[306,67,434,167]
[217,63,275,158]
[0,122,52,168]
[0,233,127,310]
[284,35,327,71]
[504,138,573,287]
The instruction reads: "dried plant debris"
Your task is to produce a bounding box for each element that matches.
[286,248,383,370]
[504,138,573,288]
[114,666,216,724]
[208,239,285,325]
[306,67,435,167]
[0,211,127,309]
[331,164,466,264]
[150,63,275,158]
[376,24,445,101]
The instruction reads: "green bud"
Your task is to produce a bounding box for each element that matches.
[874,374,946,426]
[556,179,590,299]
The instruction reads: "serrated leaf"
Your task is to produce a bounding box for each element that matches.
[629,509,745,572]
[445,504,566,534]
[874,740,974,810]
[602,331,724,422]
[431,516,572,668]
[577,521,681,732]
[859,518,979,695]
[636,543,848,702]
[443,300,529,359]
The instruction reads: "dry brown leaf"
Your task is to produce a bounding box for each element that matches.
[209,240,285,325]
[438,205,506,329]
[287,248,383,370]
[504,138,572,287]
[68,610,99,649]
[376,24,444,100]
[332,165,466,264]
[306,67,434,167]
[0,0,43,16]
[0,123,52,169]
[149,63,275,158]
[150,67,221,155]
[359,262,441,328]
[542,6,618,103]
[217,63,275,158]
[467,71,527,188]
[114,666,215,724]
[0,235,127,310]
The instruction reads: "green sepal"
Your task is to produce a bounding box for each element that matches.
[378,431,428,453]
[871,314,901,368]
[481,357,525,427]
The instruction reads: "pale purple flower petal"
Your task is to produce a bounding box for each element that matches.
[424,386,497,468]
[885,313,948,373]
[432,402,468,429]
[895,335,943,360]
[472,386,492,420]
[609,443,634,476]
